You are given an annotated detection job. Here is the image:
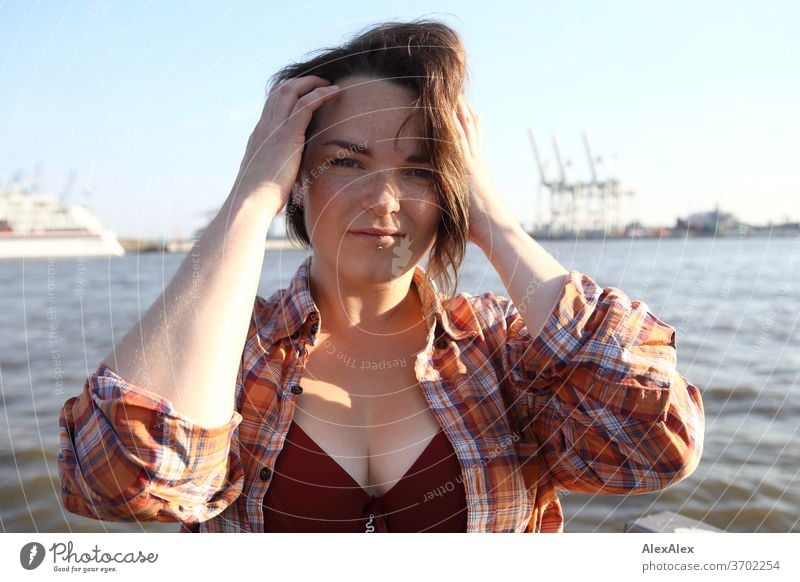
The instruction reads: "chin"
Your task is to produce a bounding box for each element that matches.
[344,257,405,281]
[317,250,415,284]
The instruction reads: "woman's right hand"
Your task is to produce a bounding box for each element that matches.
[231,75,339,210]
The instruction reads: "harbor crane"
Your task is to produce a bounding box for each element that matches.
[528,129,634,237]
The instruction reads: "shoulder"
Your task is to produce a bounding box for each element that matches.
[252,288,284,327]
[239,289,287,360]
[437,289,515,337]
[435,270,586,340]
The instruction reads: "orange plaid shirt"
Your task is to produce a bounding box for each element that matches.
[58,255,704,532]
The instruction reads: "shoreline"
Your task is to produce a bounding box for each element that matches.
[115,227,800,254]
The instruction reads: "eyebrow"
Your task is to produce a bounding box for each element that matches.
[322,140,430,164]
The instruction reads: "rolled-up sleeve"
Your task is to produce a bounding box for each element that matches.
[58,364,244,523]
[481,270,705,494]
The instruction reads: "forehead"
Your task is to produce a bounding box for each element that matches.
[311,76,425,149]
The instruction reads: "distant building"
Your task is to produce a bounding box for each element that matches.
[676,205,741,235]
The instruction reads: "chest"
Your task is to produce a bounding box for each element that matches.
[289,336,442,497]
[227,327,536,532]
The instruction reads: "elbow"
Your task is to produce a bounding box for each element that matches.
[634,367,706,493]
[58,417,157,523]
[664,412,705,487]
[648,428,704,492]
[58,368,244,524]
[58,435,243,524]
[662,375,705,487]
[630,404,706,494]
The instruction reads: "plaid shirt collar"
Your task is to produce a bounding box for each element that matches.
[262,255,480,343]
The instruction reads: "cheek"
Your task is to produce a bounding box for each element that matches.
[308,171,359,203]
[303,179,355,236]
[408,196,441,230]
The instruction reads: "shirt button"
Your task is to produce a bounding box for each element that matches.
[290,384,303,395]
[259,467,272,481]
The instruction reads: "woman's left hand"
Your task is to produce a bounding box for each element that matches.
[452,95,515,248]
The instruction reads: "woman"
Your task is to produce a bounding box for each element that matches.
[58,20,704,533]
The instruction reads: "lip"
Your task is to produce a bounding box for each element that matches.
[349,228,405,236]
[348,229,405,246]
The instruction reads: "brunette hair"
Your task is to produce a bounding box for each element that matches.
[270,19,470,296]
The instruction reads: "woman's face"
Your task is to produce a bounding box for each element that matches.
[298,75,441,284]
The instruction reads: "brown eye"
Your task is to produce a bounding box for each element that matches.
[329,158,358,167]
[408,168,433,179]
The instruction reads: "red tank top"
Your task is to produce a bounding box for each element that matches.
[263,420,468,532]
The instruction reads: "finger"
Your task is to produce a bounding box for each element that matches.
[269,74,331,97]
[451,104,470,158]
[456,97,479,153]
[286,84,340,136]
[454,99,478,158]
[269,75,334,123]
[246,83,338,175]
[465,100,481,141]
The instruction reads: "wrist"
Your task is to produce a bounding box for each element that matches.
[474,210,526,253]
[226,188,285,224]
[227,181,286,215]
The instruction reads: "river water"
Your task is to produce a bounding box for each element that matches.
[1,234,798,532]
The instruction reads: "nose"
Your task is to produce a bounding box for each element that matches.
[360,169,400,216]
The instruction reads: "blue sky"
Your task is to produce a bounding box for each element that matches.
[1,0,798,239]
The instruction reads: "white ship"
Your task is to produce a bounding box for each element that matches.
[0,181,125,259]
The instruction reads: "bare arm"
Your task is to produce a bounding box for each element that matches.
[455,96,703,494]
[101,192,276,428]
[102,75,340,428]
[450,94,569,328]
[474,220,569,338]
